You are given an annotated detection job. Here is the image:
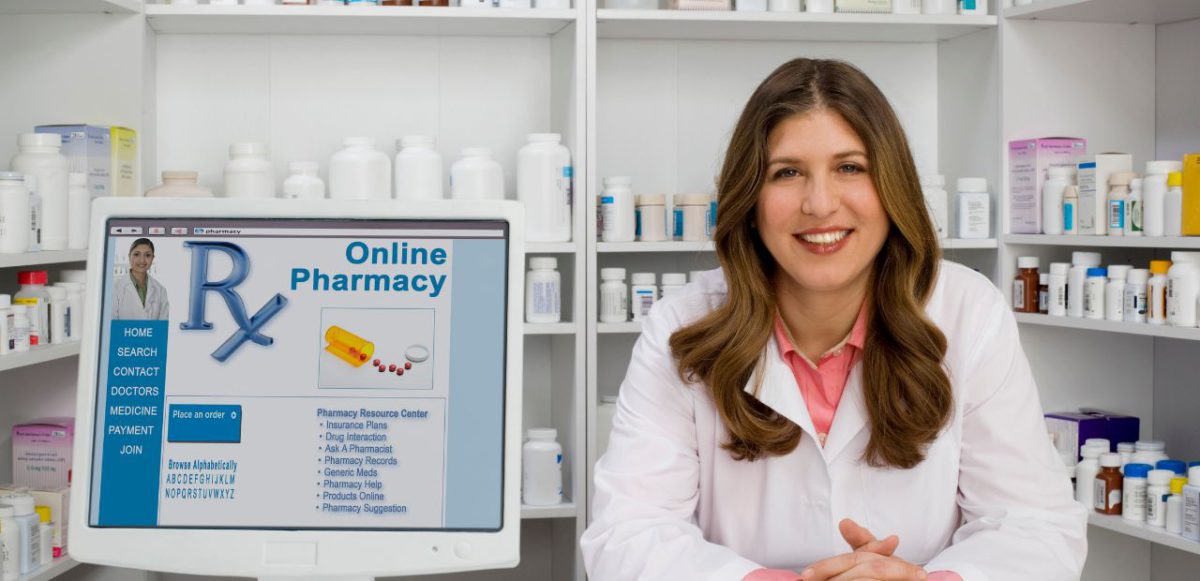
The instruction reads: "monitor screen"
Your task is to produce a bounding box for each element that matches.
[87,217,509,532]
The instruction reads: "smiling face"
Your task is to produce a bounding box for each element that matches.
[754,109,890,300]
[129,243,155,276]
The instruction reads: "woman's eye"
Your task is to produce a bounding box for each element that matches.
[838,163,865,174]
[773,168,799,179]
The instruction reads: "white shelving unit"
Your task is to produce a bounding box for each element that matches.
[998,2,1200,578]
[14,557,81,581]
[0,343,83,373]
[1088,514,1200,557]
[1014,313,1200,342]
[597,241,713,253]
[1005,234,1200,249]
[145,4,576,36]
[942,238,998,249]
[1,1,1198,580]
[0,0,140,14]
[0,250,88,269]
[596,9,996,42]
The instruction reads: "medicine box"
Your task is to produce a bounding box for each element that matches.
[35,124,112,198]
[1182,153,1200,236]
[111,126,138,196]
[1076,153,1132,236]
[30,487,69,557]
[1045,410,1139,469]
[1008,137,1086,234]
[835,0,890,11]
[12,417,75,490]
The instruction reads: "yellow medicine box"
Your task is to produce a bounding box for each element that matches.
[1184,153,1200,236]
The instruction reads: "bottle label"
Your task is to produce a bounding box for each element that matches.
[1039,289,1048,313]
[1013,280,1025,310]
[673,208,683,240]
[635,208,642,239]
[1063,202,1075,233]
[1108,199,1124,231]
[1095,480,1107,510]
[531,281,560,316]
[1109,488,1122,510]
[1129,199,1143,232]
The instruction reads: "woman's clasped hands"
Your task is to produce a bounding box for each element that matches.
[795,519,928,581]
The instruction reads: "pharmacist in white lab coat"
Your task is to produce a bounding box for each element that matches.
[112,237,169,321]
[581,59,1087,581]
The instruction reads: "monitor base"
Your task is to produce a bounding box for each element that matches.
[259,577,373,581]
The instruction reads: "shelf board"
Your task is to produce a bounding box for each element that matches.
[1089,513,1200,556]
[0,0,140,14]
[1004,234,1200,249]
[598,321,641,334]
[941,238,998,249]
[521,501,577,519]
[524,322,578,335]
[144,4,578,36]
[0,342,82,373]
[0,249,89,269]
[15,557,81,581]
[597,241,714,253]
[1004,0,1200,26]
[597,9,996,42]
[1014,313,1200,341]
[527,242,579,254]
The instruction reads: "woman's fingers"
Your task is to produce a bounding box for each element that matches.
[827,558,927,581]
[799,552,925,581]
[838,519,898,556]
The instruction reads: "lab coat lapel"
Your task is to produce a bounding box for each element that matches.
[822,365,867,464]
[743,338,820,444]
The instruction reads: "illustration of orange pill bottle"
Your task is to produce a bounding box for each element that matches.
[324,325,374,367]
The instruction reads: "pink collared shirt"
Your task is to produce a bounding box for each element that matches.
[744,311,960,581]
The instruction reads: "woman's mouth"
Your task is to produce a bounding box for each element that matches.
[794,229,852,255]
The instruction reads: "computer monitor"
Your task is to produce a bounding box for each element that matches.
[69,198,524,579]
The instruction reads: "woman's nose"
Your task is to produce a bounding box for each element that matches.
[801,175,841,218]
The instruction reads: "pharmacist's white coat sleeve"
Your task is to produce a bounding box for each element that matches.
[923,294,1088,581]
[580,304,761,581]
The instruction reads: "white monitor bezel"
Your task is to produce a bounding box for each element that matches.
[69,197,524,578]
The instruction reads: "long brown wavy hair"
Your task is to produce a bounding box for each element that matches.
[669,58,950,469]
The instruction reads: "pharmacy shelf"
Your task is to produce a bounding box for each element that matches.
[942,238,998,249]
[1088,513,1200,557]
[0,342,81,373]
[15,557,81,581]
[1014,313,1200,342]
[528,242,580,254]
[144,4,578,36]
[521,501,577,519]
[525,322,579,335]
[0,0,140,15]
[596,10,996,43]
[0,249,89,269]
[1003,234,1200,249]
[597,241,714,253]
[1004,0,1200,26]
[597,321,641,334]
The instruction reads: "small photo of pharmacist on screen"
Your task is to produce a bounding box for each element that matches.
[113,237,170,321]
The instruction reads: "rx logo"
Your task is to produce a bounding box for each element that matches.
[179,241,288,362]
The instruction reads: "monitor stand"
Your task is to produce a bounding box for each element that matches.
[259,577,373,581]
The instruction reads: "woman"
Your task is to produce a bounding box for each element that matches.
[581,59,1086,581]
[113,237,169,320]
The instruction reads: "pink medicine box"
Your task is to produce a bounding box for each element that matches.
[12,418,75,489]
[1008,137,1087,234]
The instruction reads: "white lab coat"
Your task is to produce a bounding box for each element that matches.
[112,273,170,321]
[581,261,1087,581]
